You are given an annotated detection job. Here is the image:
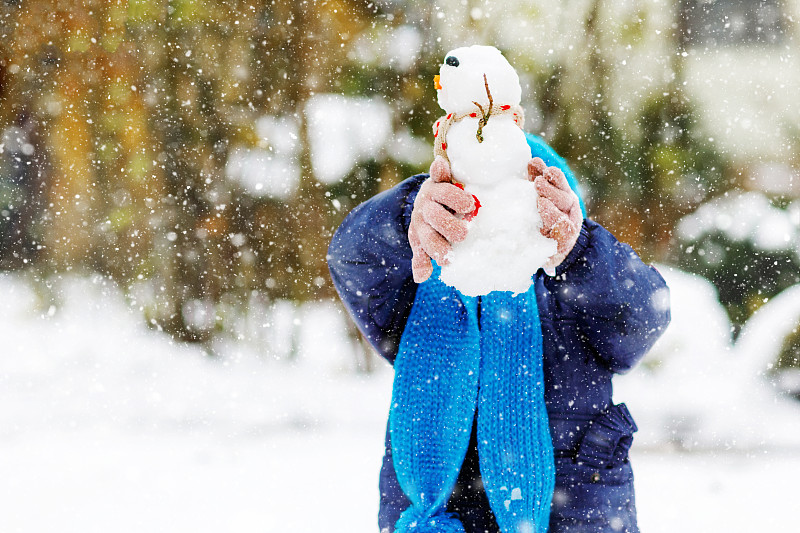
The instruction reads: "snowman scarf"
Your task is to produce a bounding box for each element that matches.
[432,103,525,166]
[390,263,555,533]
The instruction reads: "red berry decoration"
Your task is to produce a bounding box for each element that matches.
[466,194,481,221]
[453,183,481,221]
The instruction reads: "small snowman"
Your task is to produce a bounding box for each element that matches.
[432,45,557,296]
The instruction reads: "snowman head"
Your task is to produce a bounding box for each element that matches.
[436,45,522,115]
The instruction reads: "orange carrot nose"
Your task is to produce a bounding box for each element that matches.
[434,75,442,91]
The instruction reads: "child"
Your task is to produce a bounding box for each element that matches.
[327,134,670,533]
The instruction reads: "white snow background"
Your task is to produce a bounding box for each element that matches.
[2,267,799,532]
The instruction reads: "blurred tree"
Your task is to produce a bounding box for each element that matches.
[0,0,411,348]
[532,0,727,261]
[674,191,800,332]
[777,324,800,380]
[0,112,46,269]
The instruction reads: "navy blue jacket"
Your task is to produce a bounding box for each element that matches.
[328,153,670,533]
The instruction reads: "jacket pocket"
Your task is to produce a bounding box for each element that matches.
[575,403,637,470]
[551,405,640,532]
[553,404,637,488]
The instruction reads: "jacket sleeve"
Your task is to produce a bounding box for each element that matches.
[327,175,427,364]
[543,219,671,374]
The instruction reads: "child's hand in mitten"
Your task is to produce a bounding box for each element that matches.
[409,156,476,283]
[528,157,584,272]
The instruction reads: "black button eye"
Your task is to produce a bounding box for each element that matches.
[445,56,459,67]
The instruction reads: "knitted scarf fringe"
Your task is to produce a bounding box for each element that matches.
[395,510,466,533]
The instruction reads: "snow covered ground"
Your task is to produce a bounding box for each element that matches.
[1,270,799,532]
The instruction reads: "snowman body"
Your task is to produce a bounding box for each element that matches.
[435,46,556,296]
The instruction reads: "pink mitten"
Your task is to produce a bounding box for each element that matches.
[528,157,584,272]
[409,156,476,283]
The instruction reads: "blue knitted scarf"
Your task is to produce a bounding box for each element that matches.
[390,263,555,533]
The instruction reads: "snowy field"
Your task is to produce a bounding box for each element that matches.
[2,269,800,532]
